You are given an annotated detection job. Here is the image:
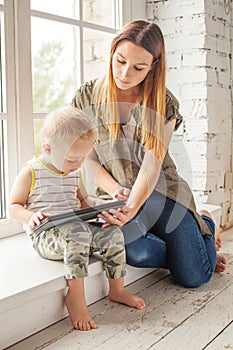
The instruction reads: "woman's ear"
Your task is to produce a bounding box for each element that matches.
[42,143,51,154]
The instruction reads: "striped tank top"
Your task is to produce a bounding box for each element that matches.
[25,155,82,215]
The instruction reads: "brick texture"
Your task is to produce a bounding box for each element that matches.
[146,0,233,215]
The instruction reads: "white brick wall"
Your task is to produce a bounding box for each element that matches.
[146,0,233,219]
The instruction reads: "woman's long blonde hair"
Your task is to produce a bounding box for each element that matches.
[96,20,166,160]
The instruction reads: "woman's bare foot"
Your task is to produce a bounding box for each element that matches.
[215,254,227,273]
[215,226,222,252]
[109,288,146,310]
[65,289,97,331]
[198,209,222,251]
[198,209,227,273]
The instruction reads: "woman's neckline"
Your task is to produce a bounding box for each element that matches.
[117,87,139,104]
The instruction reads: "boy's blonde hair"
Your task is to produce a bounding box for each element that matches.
[41,107,95,147]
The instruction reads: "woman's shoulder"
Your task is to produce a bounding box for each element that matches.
[79,79,98,94]
[165,88,180,109]
[165,88,183,130]
[71,79,100,109]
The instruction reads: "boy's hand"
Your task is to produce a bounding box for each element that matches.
[28,211,50,233]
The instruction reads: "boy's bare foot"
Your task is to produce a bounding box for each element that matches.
[65,289,97,331]
[215,254,227,273]
[109,289,146,310]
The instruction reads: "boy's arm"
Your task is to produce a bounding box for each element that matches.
[8,165,48,229]
[8,166,35,224]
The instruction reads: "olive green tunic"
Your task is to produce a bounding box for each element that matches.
[72,80,212,236]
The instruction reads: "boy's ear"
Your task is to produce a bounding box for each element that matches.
[43,143,51,154]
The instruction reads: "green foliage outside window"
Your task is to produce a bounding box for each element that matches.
[33,40,74,153]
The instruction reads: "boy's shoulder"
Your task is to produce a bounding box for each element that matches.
[24,155,41,169]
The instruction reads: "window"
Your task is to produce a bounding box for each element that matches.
[0,2,7,226]
[30,0,117,153]
[0,5,5,219]
[0,121,5,219]
[0,0,146,239]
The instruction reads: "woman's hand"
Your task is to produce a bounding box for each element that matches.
[98,204,137,227]
[113,187,131,201]
[28,211,50,233]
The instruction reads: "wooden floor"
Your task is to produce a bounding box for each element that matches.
[7,228,233,350]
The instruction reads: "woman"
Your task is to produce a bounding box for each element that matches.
[72,19,226,288]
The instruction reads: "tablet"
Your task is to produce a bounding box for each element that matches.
[33,200,126,234]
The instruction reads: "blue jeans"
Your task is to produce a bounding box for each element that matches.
[121,191,216,288]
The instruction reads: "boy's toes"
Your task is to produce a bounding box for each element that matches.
[74,319,97,331]
[79,320,89,331]
[135,297,146,310]
[89,319,97,329]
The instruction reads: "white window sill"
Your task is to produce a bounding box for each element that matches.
[0,232,155,348]
[0,233,105,313]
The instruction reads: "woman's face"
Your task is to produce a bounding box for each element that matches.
[112,40,153,91]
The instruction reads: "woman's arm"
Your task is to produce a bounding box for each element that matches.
[84,148,128,199]
[77,179,108,208]
[99,119,176,226]
[128,119,176,211]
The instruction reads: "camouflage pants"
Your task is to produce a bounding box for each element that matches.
[30,221,126,280]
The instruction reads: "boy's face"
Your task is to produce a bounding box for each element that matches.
[47,138,93,174]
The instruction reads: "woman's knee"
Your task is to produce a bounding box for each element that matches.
[172,269,213,288]
[125,234,167,268]
[125,242,151,267]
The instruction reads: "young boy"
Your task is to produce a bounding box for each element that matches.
[8,107,146,331]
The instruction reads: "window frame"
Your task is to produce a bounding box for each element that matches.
[0,0,146,239]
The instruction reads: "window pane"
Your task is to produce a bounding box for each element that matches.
[0,120,6,219]
[0,10,5,112]
[31,17,80,114]
[34,118,44,154]
[83,0,116,28]
[31,0,80,20]
[0,5,6,220]
[31,3,117,153]
[83,28,113,81]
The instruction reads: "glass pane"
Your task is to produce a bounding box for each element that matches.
[83,0,116,28]
[0,10,5,113]
[31,0,80,20]
[31,17,81,113]
[83,28,113,81]
[0,120,6,219]
[34,118,44,154]
[0,6,5,220]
